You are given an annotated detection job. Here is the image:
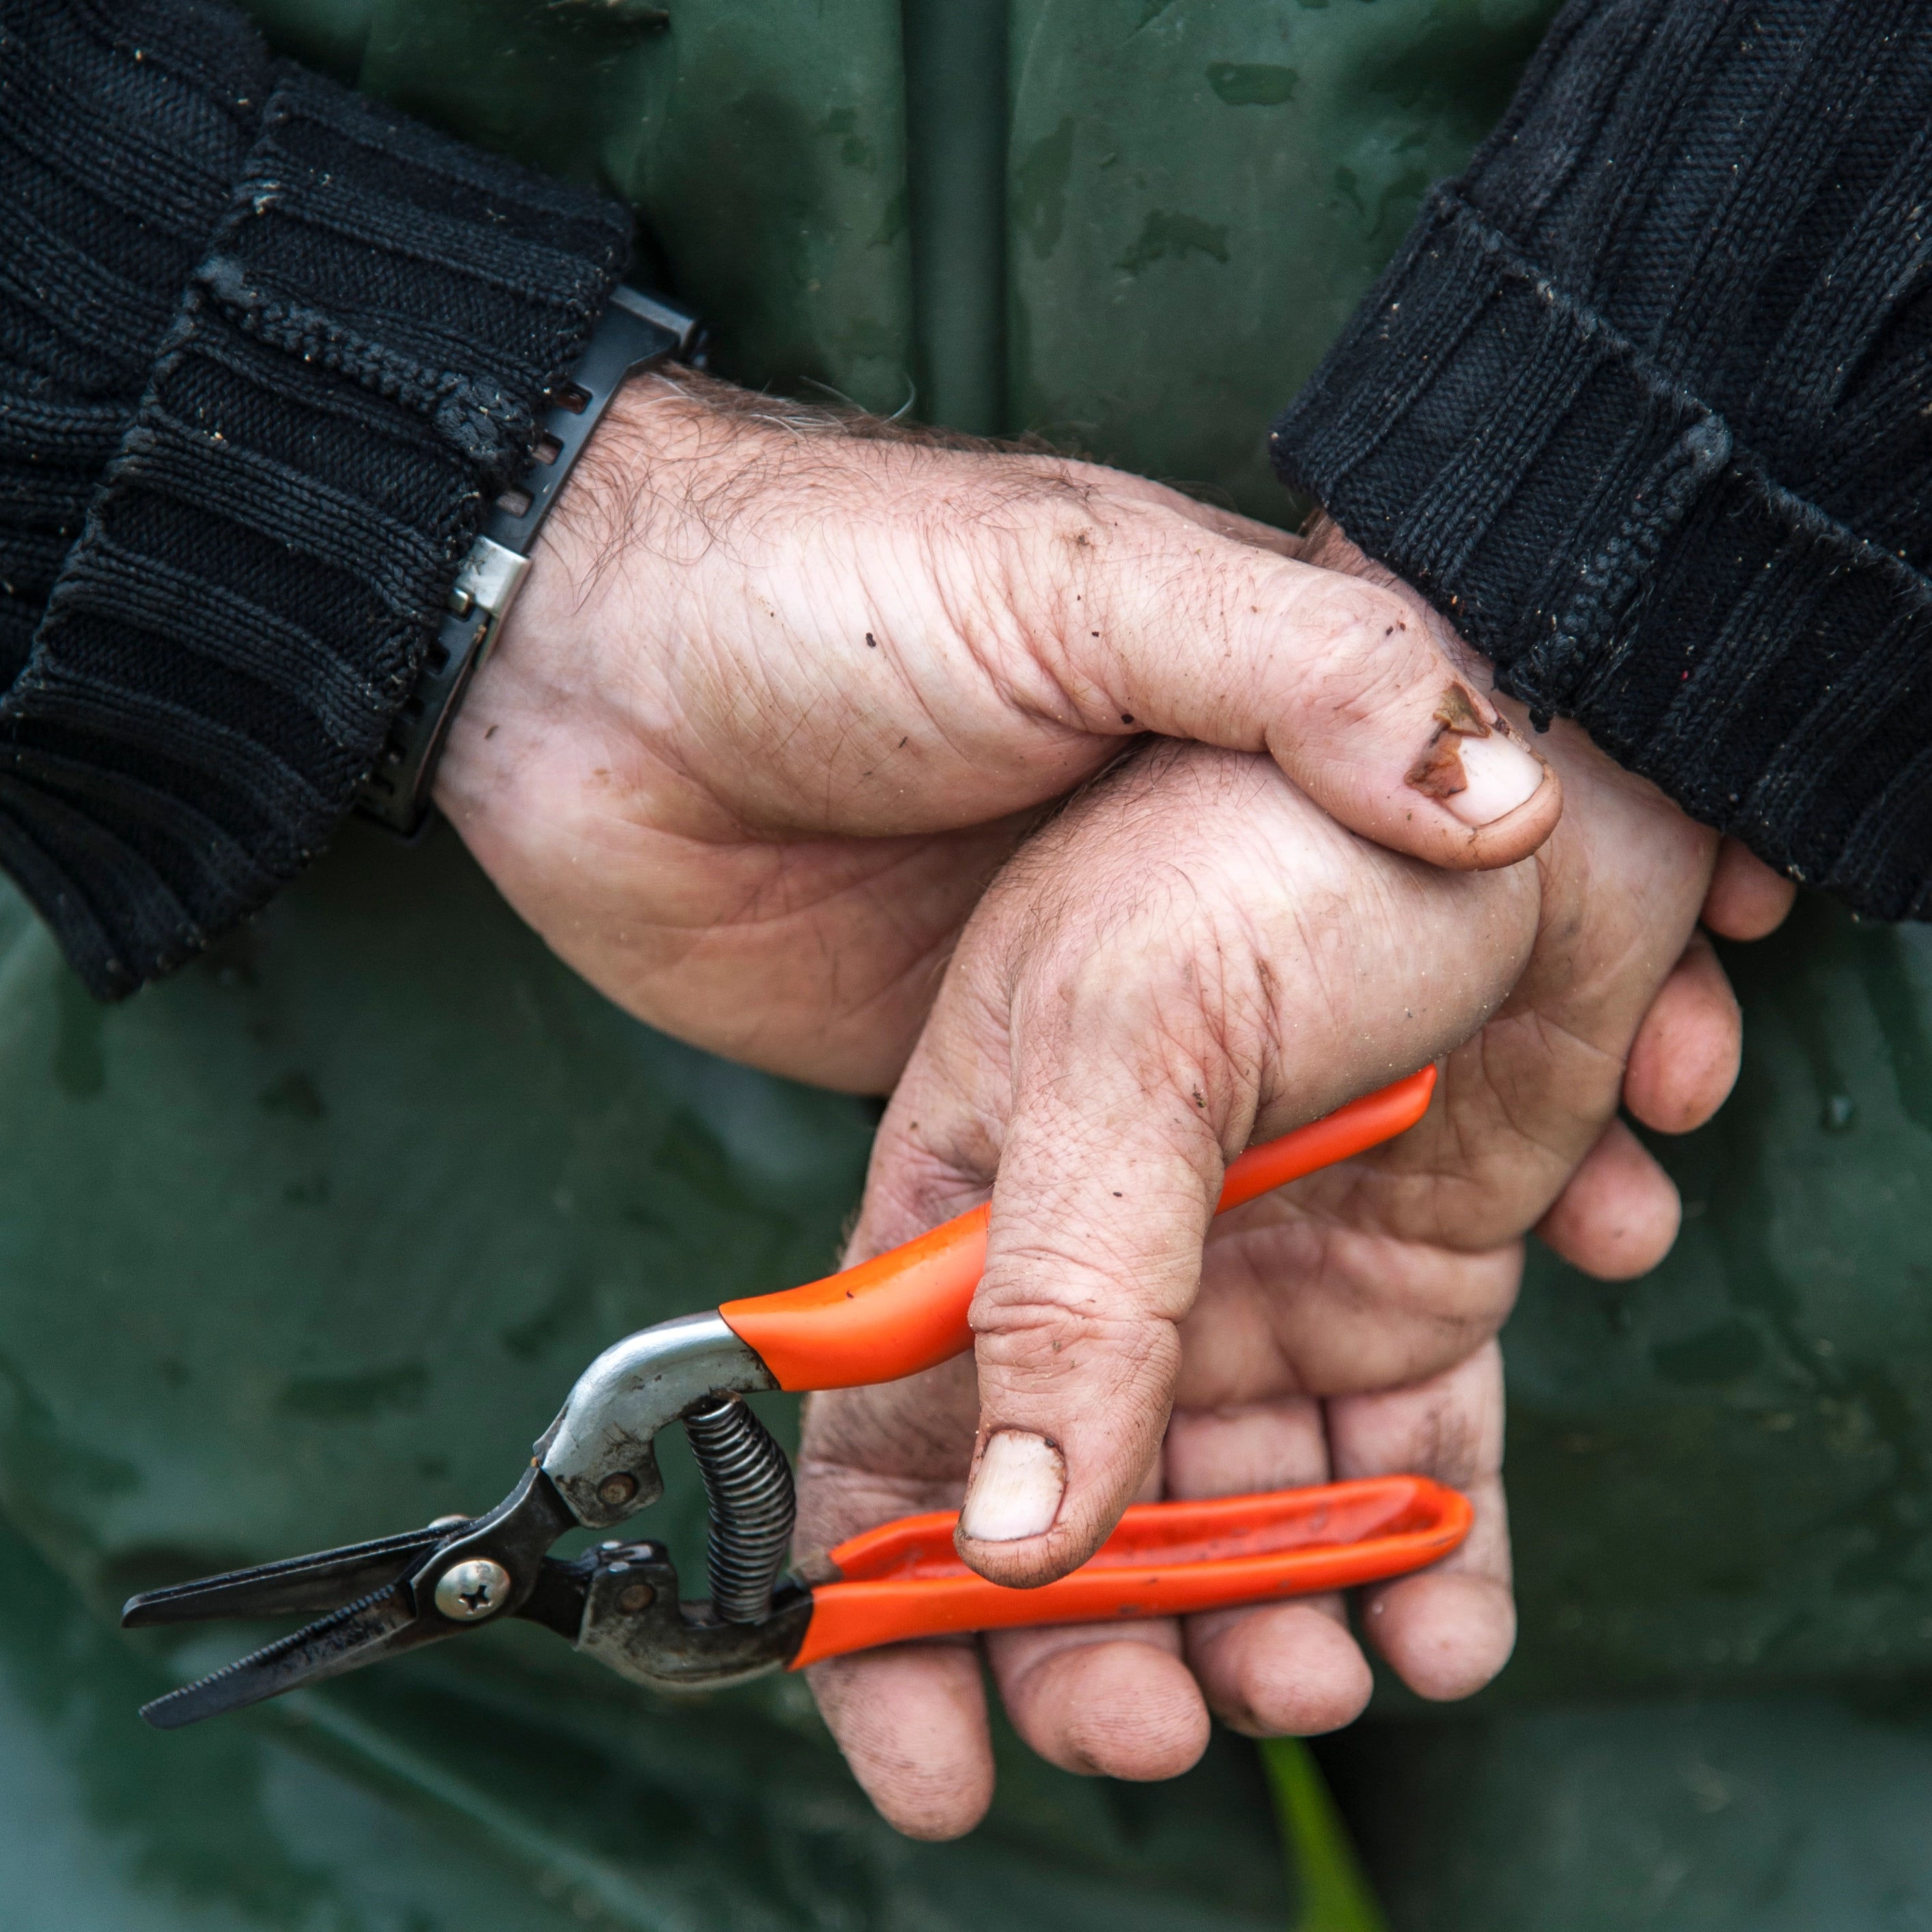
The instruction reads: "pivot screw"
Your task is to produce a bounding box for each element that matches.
[596,1472,639,1509]
[617,1582,656,1614]
[433,1558,512,1622]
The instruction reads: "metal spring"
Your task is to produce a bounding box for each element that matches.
[682,1393,796,1624]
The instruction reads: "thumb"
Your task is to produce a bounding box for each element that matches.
[952,1056,1229,1590]
[855,740,1535,1591]
[1048,490,1561,872]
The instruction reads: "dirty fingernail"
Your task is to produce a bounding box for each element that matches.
[1406,685,1548,826]
[1444,730,1547,826]
[960,1430,1065,1543]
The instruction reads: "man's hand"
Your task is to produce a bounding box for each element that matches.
[792,734,1539,1832]
[796,533,1793,1838]
[435,376,1556,1091]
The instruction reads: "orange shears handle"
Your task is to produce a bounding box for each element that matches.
[790,1474,1471,1668]
[720,1065,1437,1392]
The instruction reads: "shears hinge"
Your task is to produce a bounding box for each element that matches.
[568,1539,811,1692]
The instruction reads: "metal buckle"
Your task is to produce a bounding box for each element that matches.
[354,287,702,837]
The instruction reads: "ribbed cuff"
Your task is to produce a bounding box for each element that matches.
[1272,186,1932,921]
[0,61,630,996]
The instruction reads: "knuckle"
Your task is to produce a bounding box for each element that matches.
[972,1285,1183,1383]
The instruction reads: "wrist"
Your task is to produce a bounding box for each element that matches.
[434,369,728,852]
[361,289,701,836]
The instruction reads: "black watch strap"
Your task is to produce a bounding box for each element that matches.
[355,285,703,836]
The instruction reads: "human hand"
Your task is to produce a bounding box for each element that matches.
[433,375,1557,1091]
[797,529,1795,1838]
[796,735,1541,1833]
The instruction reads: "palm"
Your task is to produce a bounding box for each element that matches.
[486,815,1027,1092]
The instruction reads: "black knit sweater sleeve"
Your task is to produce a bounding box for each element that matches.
[1272,1,1932,919]
[0,0,630,995]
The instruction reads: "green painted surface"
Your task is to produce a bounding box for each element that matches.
[231,0,1559,502]
[1005,0,1560,516]
[1494,899,1932,1705]
[1321,1694,1932,1931]
[6,3,1928,1924]
[904,0,1011,433]
[0,1510,1299,1930]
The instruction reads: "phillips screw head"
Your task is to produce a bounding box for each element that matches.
[433,1558,512,1622]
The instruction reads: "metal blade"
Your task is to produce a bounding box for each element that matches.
[138,1578,454,1730]
[122,1523,464,1627]
[130,1470,582,1730]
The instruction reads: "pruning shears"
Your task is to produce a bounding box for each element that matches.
[124,1067,1467,1728]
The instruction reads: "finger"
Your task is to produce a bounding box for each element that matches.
[1621,932,1741,1134]
[979,1430,1213,1781]
[952,1068,1220,1587]
[1168,1397,1373,1737]
[794,1364,994,1838]
[1186,1602,1374,1737]
[1700,835,1797,940]
[1052,503,1561,872]
[835,969,1216,1599]
[1330,1344,1515,1703]
[806,1644,995,1839]
[1533,1116,1681,1279]
[985,1623,1212,1781]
